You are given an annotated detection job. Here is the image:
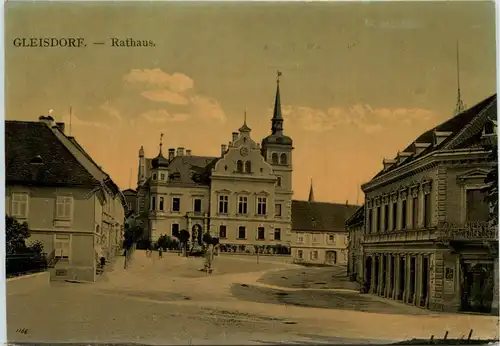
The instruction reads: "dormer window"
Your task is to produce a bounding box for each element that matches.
[29,155,43,165]
[483,120,496,135]
[170,172,181,181]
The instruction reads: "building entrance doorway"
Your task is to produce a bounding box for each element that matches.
[461,261,494,313]
[326,251,337,265]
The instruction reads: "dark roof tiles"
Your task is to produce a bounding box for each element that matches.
[292,200,359,231]
[5,121,98,186]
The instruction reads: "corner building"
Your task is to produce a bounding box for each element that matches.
[360,94,498,314]
[135,78,293,251]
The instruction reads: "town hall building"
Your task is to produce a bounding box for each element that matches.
[134,74,294,252]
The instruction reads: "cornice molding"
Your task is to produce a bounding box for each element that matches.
[362,149,490,192]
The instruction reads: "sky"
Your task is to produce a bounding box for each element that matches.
[5,1,496,204]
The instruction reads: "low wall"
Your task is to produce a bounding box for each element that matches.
[7,271,50,295]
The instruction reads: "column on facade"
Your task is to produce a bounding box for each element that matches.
[397,198,402,231]
[377,254,384,295]
[416,253,423,307]
[393,253,400,300]
[373,202,379,233]
[388,200,394,232]
[418,186,425,229]
[203,215,208,235]
[404,253,410,303]
[385,254,392,297]
[370,254,376,294]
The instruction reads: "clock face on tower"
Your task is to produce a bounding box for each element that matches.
[240,147,249,157]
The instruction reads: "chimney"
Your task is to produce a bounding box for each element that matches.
[383,158,397,170]
[232,132,239,143]
[221,144,227,156]
[186,149,192,156]
[414,142,431,155]
[38,115,54,127]
[168,148,175,161]
[433,130,453,146]
[177,147,184,157]
[54,122,65,134]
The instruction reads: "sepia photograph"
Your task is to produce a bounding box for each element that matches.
[4,1,499,344]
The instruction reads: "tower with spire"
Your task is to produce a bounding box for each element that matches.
[453,41,467,116]
[261,70,294,228]
[308,179,315,202]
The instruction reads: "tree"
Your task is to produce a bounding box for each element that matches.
[173,229,190,257]
[156,234,174,250]
[6,215,30,255]
[483,143,498,226]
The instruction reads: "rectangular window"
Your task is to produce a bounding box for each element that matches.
[412,196,418,228]
[160,173,165,180]
[466,189,489,222]
[257,197,267,215]
[392,202,397,230]
[296,234,304,243]
[219,195,228,214]
[368,209,373,233]
[297,250,303,259]
[312,234,320,244]
[274,228,281,240]
[311,250,318,260]
[376,206,381,232]
[238,226,246,239]
[11,193,28,218]
[219,225,227,238]
[384,204,389,231]
[127,201,132,210]
[171,223,179,236]
[238,196,248,214]
[328,234,335,243]
[401,200,407,229]
[55,234,70,260]
[159,197,164,211]
[56,196,73,219]
[194,199,202,213]
[257,227,265,240]
[172,197,180,212]
[151,196,156,211]
[276,177,282,187]
[423,194,431,228]
[275,203,282,217]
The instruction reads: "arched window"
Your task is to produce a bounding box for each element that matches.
[245,161,251,173]
[279,153,287,165]
[237,160,243,173]
[272,153,279,164]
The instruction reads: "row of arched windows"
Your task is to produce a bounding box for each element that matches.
[271,152,288,165]
[237,160,251,173]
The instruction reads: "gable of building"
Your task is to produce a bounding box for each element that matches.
[166,155,218,186]
[5,121,98,187]
[292,200,359,232]
[345,205,365,228]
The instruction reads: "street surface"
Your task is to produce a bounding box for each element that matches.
[7,251,499,344]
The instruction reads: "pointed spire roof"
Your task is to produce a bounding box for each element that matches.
[308,179,315,202]
[273,71,283,121]
[262,70,293,147]
[151,132,169,169]
[239,109,251,132]
[454,40,467,115]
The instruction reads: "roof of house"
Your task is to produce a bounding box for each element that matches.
[5,121,99,187]
[372,94,497,180]
[292,200,360,232]
[160,155,219,186]
[345,205,365,228]
[122,189,138,195]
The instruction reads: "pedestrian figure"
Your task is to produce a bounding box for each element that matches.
[100,256,106,267]
[158,247,163,258]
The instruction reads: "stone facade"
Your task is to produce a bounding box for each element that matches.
[357,94,498,313]
[346,206,364,281]
[135,78,294,251]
